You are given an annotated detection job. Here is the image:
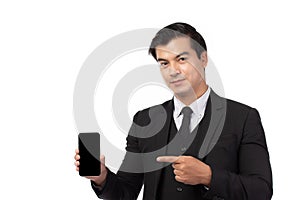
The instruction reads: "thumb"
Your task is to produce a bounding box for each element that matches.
[100,154,105,164]
[100,154,106,172]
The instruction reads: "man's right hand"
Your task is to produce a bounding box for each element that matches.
[74,149,108,187]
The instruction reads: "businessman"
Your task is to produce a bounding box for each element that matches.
[74,22,273,200]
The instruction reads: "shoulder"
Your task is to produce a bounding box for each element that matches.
[211,90,260,120]
[132,99,173,125]
[226,98,253,113]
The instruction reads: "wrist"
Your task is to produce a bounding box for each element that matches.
[202,165,212,187]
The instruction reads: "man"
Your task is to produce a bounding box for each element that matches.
[74,22,273,200]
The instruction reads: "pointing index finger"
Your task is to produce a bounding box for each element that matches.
[156,156,179,163]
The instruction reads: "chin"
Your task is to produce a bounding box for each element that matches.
[174,89,197,99]
[172,88,187,96]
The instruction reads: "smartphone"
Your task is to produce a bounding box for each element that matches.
[78,132,100,176]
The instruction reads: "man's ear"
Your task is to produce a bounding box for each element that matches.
[200,51,208,67]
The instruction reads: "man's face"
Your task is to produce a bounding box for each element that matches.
[156,37,207,99]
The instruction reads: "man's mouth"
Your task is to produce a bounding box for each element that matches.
[170,79,185,84]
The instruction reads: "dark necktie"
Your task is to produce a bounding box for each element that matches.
[178,106,193,138]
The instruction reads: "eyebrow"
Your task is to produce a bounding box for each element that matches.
[157,51,190,62]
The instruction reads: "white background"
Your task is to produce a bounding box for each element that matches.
[0,0,299,199]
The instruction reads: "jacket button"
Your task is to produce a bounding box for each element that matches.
[176,187,183,192]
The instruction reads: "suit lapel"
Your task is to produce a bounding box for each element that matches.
[198,90,227,159]
[156,99,174,151]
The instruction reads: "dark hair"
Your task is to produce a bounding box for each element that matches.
[148,22,207,60]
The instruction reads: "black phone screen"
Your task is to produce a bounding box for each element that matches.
[78,132,100,176]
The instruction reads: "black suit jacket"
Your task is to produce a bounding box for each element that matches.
[92,90,273,200]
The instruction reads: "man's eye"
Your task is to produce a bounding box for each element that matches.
[160,62,168,67]
[178,57,187,62]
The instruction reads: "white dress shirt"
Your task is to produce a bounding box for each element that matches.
[173,87,211,132]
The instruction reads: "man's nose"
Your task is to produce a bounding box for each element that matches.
[169,62,181,76]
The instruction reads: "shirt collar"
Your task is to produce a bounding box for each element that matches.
[173,87,211,118]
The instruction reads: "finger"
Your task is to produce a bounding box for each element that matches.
[173,169,181,176]
[172,163,180,169]
[74,161,80,167]
[100,155,106,172]
[76,167,79,171]
[175,175,184,183]
[156,156,179,163]
[74,154,80,161]
[175,156,187,163]
[100,154,105,165]
[75,149,79,154]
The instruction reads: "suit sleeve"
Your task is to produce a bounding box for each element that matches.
[204,108,273,200]
[92,112,144,199]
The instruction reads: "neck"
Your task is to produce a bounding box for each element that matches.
[175,84,208,105]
